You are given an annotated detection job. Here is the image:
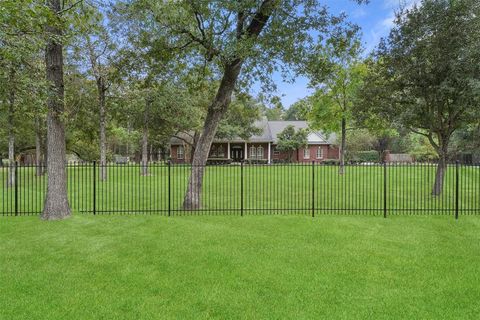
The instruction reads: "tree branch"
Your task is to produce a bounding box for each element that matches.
[244,0,275,38]
[410,128,440,152]
[58,0,83,14]
[172,134,194,147]
[409,127,430,138]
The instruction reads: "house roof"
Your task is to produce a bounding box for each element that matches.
[170,121,337,145]
[268,121,308,143]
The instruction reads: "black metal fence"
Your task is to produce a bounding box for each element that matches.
[1,162,479,218]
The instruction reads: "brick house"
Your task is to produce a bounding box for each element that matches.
[170,120,339,163]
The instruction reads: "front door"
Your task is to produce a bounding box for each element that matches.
[231,148,243,161]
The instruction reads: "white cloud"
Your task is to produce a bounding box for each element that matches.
[352,7,367,18]
[381,16,395,28]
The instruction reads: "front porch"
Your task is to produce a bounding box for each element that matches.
[209,142,272,163]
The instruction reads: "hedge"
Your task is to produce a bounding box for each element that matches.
[352,150,380,163]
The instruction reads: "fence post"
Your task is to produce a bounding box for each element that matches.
[14,161,18,216]
[455,160,459,220]
[93,161,96,215]
[240,162,244,217]
[383,162,387,218]
[168,160,171,217]
[312,161,315,218]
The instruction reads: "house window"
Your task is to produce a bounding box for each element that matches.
[257,146,264,159]
[177,145,184,159]
[316,147,323,159]
[304,148,310,159]
[210,146,217,157]
[273,146,280,156]
[217,146,225,157]
[250,146,257,159]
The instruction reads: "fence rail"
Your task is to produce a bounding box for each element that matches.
[1,162,479,218]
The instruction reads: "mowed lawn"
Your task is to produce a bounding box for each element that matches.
[1,164,479,215]
[1,215,480,319]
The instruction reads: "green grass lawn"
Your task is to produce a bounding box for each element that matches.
[1,215,479,319]
[1,164,479,216]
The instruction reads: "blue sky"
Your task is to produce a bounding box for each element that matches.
[266,0,418,108]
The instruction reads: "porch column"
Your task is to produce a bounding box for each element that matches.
[268,142,271,164]
[227,142,231,159]
[244,142,248,160]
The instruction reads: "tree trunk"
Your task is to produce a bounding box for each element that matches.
[188,131,200,164]
[141,129,148,175]
[7,134,14,188]
[98,80,107,181]
[42,131,48,173]
[126,120,132,157]
[42,0,71,220]
[35,115,44,176]
[287,150,293,163]
[141,101,149,176]
[339,117,346,175]
[183,60,243,210]
[86,35,108,180]
[7,75,15,187]
[432,142,449,196]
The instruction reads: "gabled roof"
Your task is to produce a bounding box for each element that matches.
[260,121,335,145]
[170,121,337,145]
[251,119,272,142]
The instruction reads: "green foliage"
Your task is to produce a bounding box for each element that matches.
[216,94,263,140]
[360,0,480,159]
[284,98,309,121]
[352,150,380,163]
[276,125,308,162]
[450,126,480,157]
[0,1,49,39]
[114,1,367,88]
[63,68,99,160]
[263,104,284,121]
[342,130,377,161]
[322,159,340,165]
[305,33,368,171]
[309,62,367,134]
[408,135,439,162]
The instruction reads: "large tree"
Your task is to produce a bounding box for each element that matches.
[359,0,480,195]
[308,58,366,174]
[116,0,367,209]
[41,0,72,220]
[304,26,365,174]
[74,5,116,181]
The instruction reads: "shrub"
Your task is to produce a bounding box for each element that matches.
[322,159,339,165]
[246,159,268,165]
[352,150,380,163]
[412,152,438,162]
[207,159,233,165]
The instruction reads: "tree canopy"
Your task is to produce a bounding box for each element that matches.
[357,0,480,194]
